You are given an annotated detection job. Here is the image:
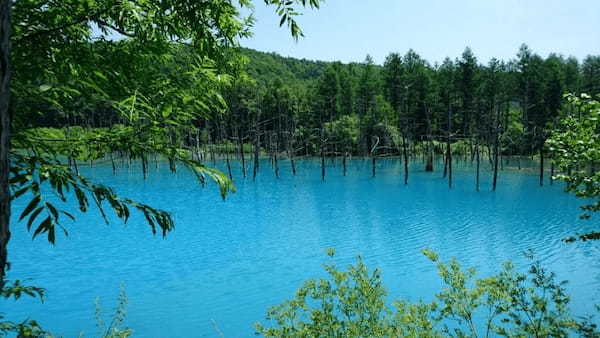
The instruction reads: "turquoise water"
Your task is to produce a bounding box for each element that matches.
[6,157,600,337]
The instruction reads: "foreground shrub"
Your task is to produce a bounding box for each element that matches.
[1,283,131,337]
[255,249,599,337]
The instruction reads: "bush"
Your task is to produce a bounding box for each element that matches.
[255,249,599,337]
[1,282,131,338]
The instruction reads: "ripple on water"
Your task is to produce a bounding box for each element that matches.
[7,158,600,337]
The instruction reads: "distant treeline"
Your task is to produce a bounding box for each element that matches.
[29,44,600,184]
[223,45,599,156]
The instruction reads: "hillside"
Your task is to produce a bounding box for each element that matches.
[240,48,330,85]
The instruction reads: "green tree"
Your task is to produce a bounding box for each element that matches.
[582,56,600,95]
[383,52,404,114]
[356,55,380,118]
[315,64,342,123]
[547,94,600,241]
[0,0,323,333]
[457,47,479,137]
[563,56,581,94]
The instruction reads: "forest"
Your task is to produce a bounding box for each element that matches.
[26,42,600,188]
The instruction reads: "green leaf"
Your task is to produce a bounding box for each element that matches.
[32,216,52,241]
[19,195,41,221]
[27,207,44,231]
[39,84,52,92]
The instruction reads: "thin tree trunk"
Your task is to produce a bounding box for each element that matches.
[425,108,434,172]
[226,152,233,180]
[195,129,201,161]
[402,134,409,185]
[320,129,326,182]
[286,124,296,176]
[443,152,448,178]
[273,143,279,179]
[492,108,500,191]
[476,141,480,192]
[372,156,376,178]
[321,146,325,182]
[425,141,434,172]
[110,152,116,174]
[539,142,544,187]
[550,161,554,185]
[447,107,453,188]
[371,136,379,178]
[492,142,499,191]
[342,151,347,176]
[0,0,10,287]
[238,128,246,178]
[253,121,260,181]
[448,141,453,189]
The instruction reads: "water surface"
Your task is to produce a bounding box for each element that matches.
[7,158,600,337]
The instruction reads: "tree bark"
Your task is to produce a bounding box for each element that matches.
[0,0,11,288]
[226,152,233,180]
[342,151,347,176]
[402,134,409,185]
[372,156,376,178]
[492,135,500,191]
[476,141,480,192]
[320,128,325,182]
[425,141,433,172]
[252,120,260,181]
[447,107,453,188]
[238,127,246,178]
[443,152,448,178]
[273,141,279,179]
[539,142,544,187]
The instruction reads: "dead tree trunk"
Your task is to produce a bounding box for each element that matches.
[253,121,260,181]
[448,141,453,189]
[320,128,326,182]
[110,152,117,174]
[237,127,246,178]
[425,141,434,172]
[342,150,347,176]
[447,107,453,188]
[0,0,11,287]
[425,107,434,172]
[402,133,409,185]
[226,151,233,180]
[443,152,448,178]
[476,141,480,192]
[372,157,376,177]
[539,141,544,187]
[492,135,500,191]
[371,136,379,178]
[273,135,280,179]
[492,107,501,192]
[286,122,296,176]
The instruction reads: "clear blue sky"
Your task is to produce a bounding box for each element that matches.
[241,0,600,65]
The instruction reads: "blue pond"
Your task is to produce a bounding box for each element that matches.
[6,157,600,337]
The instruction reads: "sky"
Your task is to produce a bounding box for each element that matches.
[241,0,600,65]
